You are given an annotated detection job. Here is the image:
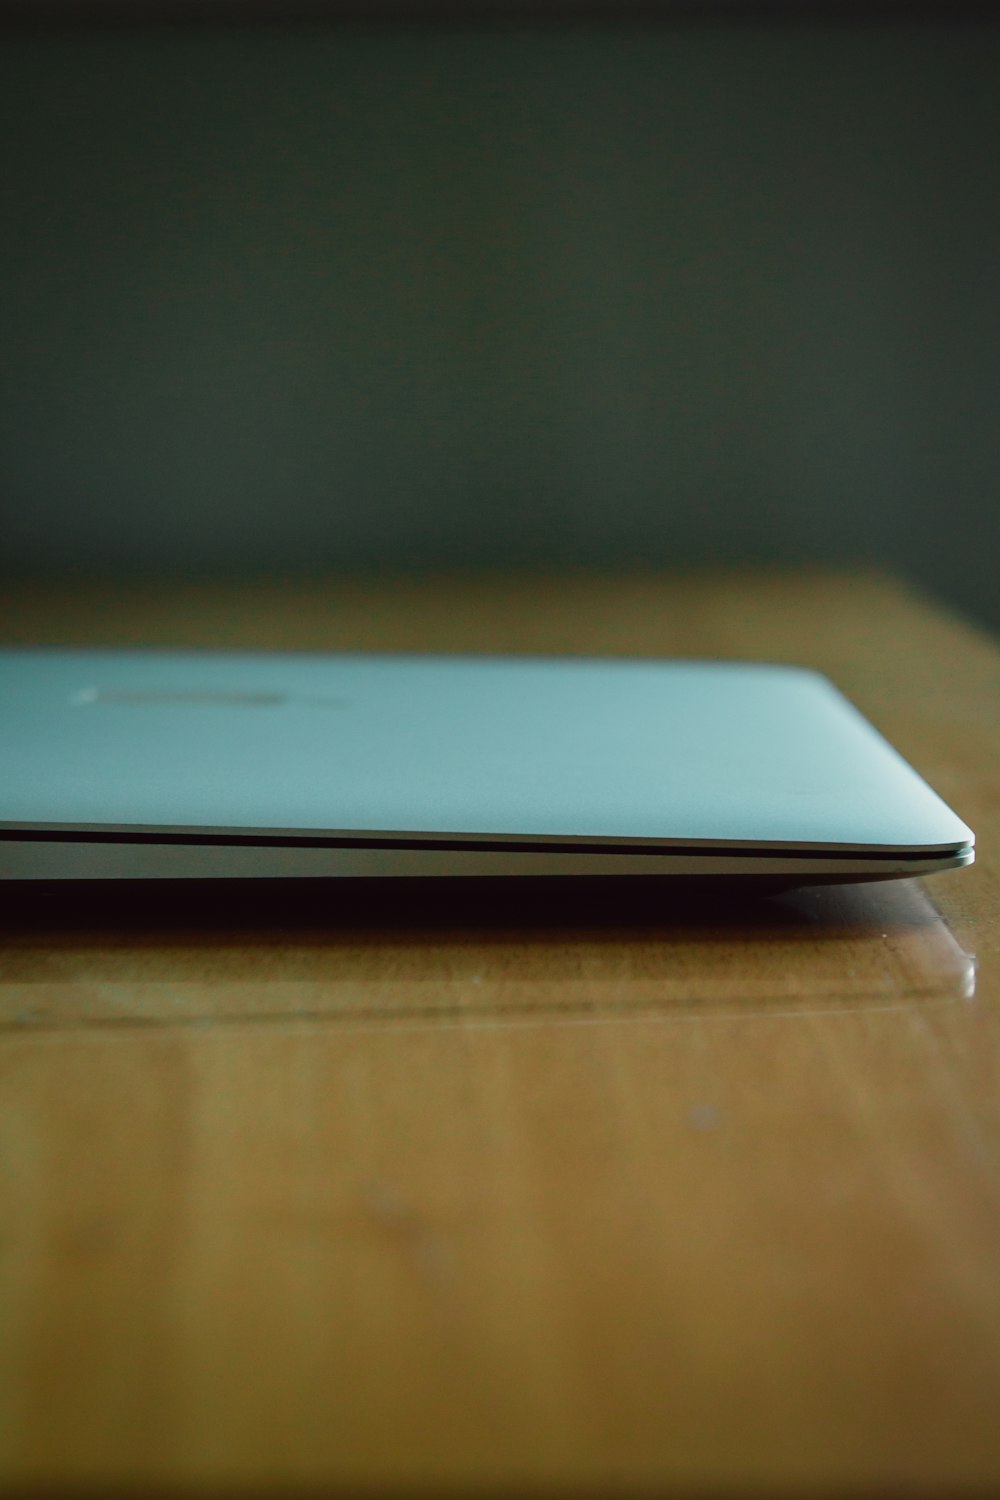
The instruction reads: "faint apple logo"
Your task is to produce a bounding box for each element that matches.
[69,688,347,708]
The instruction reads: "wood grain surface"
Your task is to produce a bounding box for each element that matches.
[1,571,998,1497]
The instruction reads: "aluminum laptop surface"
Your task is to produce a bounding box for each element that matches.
[0,649,974,883]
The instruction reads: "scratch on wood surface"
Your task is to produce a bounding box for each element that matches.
[361,1177,454,1287]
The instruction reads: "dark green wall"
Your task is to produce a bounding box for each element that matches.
[2,22,998,625]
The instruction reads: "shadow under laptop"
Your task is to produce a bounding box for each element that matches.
[0,870,962,929]
[0,873,975,1032]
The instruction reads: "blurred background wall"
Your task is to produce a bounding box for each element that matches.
[1,9,998,628]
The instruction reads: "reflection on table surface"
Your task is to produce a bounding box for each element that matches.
[0,875,975,1033]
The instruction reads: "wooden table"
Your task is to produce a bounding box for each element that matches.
[1,571,998,1497]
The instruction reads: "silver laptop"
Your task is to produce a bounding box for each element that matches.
[0,649,973,884]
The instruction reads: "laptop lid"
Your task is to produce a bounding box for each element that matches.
[0,649,974,882]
